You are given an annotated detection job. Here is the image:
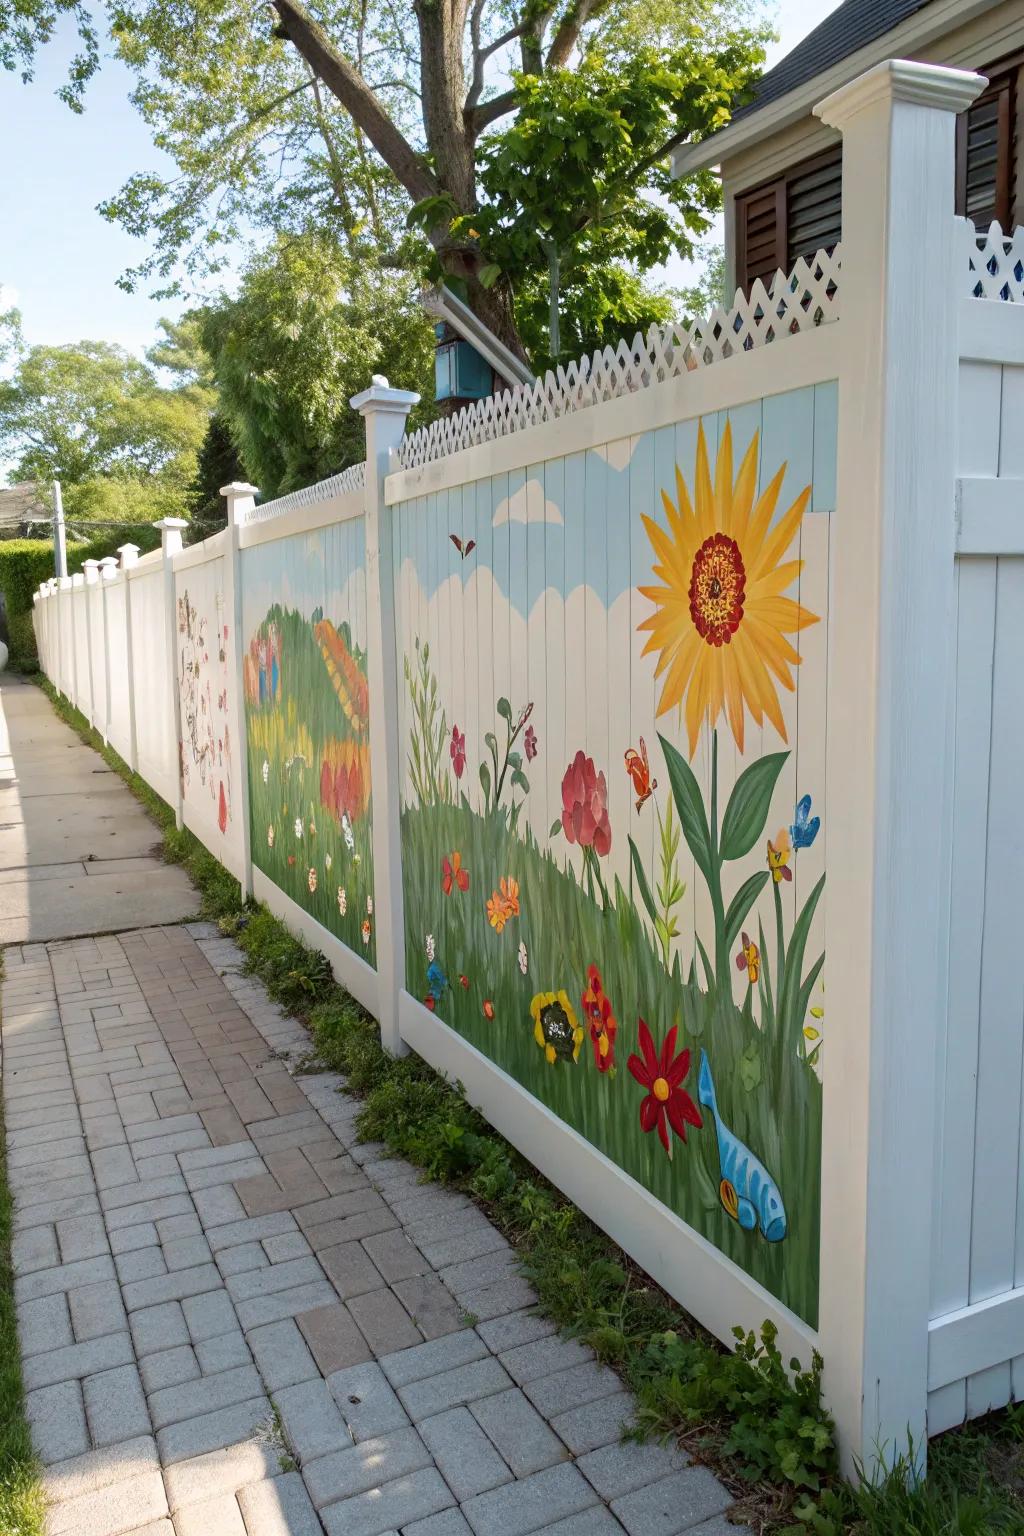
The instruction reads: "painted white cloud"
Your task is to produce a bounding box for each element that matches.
[492,478,563,527]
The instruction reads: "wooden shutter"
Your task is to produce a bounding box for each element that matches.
[956,62,1019,231]
[735,147,842,296]
[785,147,843,269]
[735,180,786,293]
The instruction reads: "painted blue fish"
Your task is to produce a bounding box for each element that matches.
[698,1051,787,1243]
[789,794,820,852]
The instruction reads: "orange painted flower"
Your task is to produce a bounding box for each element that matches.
[639,421,818,757]
[442,852,469,895]
[499,877,520,916]
[581,964,617,1074]
[483,999,495,1020]
[486,876,520,932]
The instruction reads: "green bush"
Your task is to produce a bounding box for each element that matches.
[0,530,160,668]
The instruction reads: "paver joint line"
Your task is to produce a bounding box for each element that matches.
[0,678,743,1536]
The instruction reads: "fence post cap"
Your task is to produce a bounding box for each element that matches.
[99,556,119,578]
[350,381,421,415]
[219,481,259,497]
[815,58,986,128]
[153,517,189,530]
[82,559,100,583]
[117,543,140,571]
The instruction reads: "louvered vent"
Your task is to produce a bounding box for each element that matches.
[736,182,785,292]
[786,147,842,268]
[958,73,1014,231]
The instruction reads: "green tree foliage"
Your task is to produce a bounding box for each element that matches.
[444,46,741,364]
[678,241,728,321]
[189,414,245,532]
[0,329,210,518]
[1,0,767,362]
[199,236,435,500]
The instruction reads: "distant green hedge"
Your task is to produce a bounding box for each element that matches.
[0,530,160,669]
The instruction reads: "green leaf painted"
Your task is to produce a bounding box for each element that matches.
[628,835,659,929]
[778,874,825,1041]
[549,818,562,838]
[496,697,512,722]
[719,752,789,862]
[479,760,491,809]
[658,734,713,885]
[739,1041,761,1092]
[723,870,770,952]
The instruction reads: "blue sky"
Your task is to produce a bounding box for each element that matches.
[0,0,841,358]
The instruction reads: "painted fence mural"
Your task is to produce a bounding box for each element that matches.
[176,561,235,847]
[241,519,376,965]
[394,385,835,1324]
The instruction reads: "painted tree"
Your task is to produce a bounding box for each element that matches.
[3,0,767,361]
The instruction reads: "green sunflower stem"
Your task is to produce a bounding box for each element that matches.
[708,730,730,998]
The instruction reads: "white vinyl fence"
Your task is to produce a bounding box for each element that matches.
[33,58,1024,1479]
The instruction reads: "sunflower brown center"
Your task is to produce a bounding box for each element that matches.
[689,533,746,646]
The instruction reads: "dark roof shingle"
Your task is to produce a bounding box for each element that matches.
[734,0,937,120]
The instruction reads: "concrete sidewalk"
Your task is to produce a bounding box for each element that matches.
[0,675,196,944]
[1,681,745,1535]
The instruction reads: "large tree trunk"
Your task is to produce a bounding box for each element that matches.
[272,0,531,366]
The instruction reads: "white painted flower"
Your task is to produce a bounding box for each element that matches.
[337,887,347,916]
[294,817,303,839]
[261,759,269,784]
[366,895,373,916]
[267,825,275,848]
[307,868,317,894]
[361,919,371,946]
[518,940,528,976]
[426,933,436,962]
[342,813,355,852]
[325,852,332,871]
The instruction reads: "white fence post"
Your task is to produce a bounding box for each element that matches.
[156,518,188,828]
[352,376,420,1056]
[814,59,986,1478]
[99,556,118,746]
[220,482,260,901]
[119,544,140,773]
[82,559,100,729]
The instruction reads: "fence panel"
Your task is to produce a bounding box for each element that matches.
[104,578,132,762]
[173,540,245,880]
[389,367,837,1351]
[239,496,377,1012]
[128,562,177,807]
[71,580,90,717]
[87,579,107,736]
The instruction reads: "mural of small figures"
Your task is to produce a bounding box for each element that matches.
[178,583,232,836]
[396,393,833,1325]
[241,523,375,965]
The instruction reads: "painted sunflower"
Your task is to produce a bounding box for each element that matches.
[638,421,818,757]
[530,991,584,1066]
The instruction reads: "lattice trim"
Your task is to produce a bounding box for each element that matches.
[243,461,366,523]
[966,220,1024,301]
[396,247,841,472]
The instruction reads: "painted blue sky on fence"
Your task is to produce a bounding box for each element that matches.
[393,385,837,615]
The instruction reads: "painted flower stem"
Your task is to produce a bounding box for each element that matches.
[707,731,730,994]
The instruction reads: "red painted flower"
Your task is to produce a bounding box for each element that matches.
[581,964,617,1073]
[218,782,228,834]
[459,974,470,990]
[451,725,466,779]
[482,999,495,1020]
[424,995,436,1012]
[524,724,538,762]
[561,751,612,856]
[442,851,469,895]
[627,1019,702,1158]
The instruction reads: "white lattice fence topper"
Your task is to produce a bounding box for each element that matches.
[243,461,366,523]
[966,220,1024,301]
[397,247,841,471]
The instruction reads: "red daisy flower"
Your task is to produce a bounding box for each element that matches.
[441,851,469,895]
[627,1018,702,1158]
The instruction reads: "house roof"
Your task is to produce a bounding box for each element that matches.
[733,0,937,121]
[671,0,1003,175]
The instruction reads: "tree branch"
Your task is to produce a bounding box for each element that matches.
[271,0,439,204]
[466,17,525,111]
[465,86,518,135]
[544,0,609,69]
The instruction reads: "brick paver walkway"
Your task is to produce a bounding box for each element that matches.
[3,922,744,1536]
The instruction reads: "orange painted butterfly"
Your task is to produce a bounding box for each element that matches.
[450,535,476,559]
[624,737,657,813]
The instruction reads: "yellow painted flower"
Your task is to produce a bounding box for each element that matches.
[530,991,584,1065]
[767,828,792,884]
[638,421,818,756]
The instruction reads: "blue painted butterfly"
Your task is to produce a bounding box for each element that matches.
[790,794,820,852]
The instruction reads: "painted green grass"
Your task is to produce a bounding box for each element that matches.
[244,603,376,965]
[246,738,376,965]
[402,799,822,1326]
